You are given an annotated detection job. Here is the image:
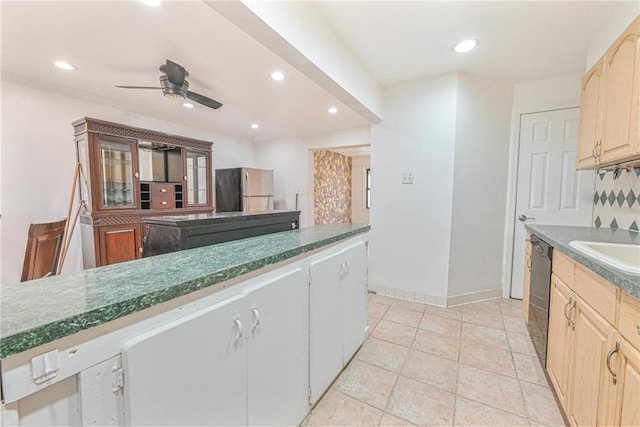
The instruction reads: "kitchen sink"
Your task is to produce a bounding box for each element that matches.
[569,241,640,274]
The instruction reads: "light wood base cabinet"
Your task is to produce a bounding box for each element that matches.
[541,239,640,427]
[547,275,574,410]
[567,299,616,427]
[613,338,640,426]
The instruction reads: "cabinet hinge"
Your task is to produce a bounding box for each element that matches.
[111,363,124,396]
[307,274,312,286]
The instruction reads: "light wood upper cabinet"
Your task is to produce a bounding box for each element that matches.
[600,17,640,165]
[577,59,604,170]
[576,16,640,169]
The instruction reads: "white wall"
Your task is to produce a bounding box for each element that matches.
[369,74,458,300]
[448,74,514,298]
[1,81,254,286]
[351,155,370,224]
[586,2,640,70]
[253,126,370,228]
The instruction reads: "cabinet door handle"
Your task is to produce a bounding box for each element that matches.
[563,298,572,324]
[346,260,351,275]
[526,256,532,270]
[596,139,603,158]
[250,305,260,332]
[569,300,577,330]
[161,201,168,205]
[339,261,346,278]
[606,341,620,385]
[160,188,167,193]
[233,314,243,345]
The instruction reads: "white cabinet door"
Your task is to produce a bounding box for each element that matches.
[122,295,247,427]
[309,250,344,404]
[342,242,368,363]
[245,267,309,427]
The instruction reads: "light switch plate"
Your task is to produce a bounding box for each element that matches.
[401,173,413,184]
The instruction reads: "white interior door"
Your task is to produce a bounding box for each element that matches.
[511,108,594,298]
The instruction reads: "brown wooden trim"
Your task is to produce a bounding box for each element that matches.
[73,117,213,151]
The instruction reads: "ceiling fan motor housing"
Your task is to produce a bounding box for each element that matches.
[159,75,189,100]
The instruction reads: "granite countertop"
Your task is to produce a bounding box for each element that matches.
[525,225,639,298]
[0,223,370,359]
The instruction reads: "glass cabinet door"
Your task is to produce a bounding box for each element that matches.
[185,151,209,205]
[98,137,137,209]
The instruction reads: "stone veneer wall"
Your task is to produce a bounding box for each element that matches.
[314,150,352,224]
[593,167,640,231]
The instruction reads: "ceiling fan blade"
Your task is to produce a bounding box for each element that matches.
[187,91,223,109]
[115,85,162,89]
[165,59,186,87]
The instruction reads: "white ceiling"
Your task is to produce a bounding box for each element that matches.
[313,1,624,85]
[1,1,628,142]
[0,1,368,141]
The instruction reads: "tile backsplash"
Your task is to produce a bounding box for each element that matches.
[592,167,640,231]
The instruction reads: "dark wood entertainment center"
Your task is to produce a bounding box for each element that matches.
[73,118,214,267]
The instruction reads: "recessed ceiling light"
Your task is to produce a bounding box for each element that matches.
[328,106,338,114]
[269,71,285,81]
[140,0,161,6]
[250,123,260,129]
[452,39,479,53]
[183,102,195,109]
[54,60,77,71]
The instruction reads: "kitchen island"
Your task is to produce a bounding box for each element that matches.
[1,223,370,426]
[142,209,300,257]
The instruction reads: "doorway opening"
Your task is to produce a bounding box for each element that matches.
[311,145,370,225]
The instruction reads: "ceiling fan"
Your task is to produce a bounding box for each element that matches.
[116,59,223,110]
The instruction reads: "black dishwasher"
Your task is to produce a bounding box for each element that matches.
[528,236,553,368]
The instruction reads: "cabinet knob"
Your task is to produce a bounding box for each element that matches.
[184,176,188,181]
[138,247,143,253]
[134,172,139,179]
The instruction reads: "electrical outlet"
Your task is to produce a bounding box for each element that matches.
[401,172,413,184]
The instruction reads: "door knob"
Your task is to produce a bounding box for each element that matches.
[518,214,535,222]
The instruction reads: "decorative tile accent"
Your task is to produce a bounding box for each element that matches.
[593,167,640,231]
[314,150,352,224]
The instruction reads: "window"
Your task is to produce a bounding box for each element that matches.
[365,168,371,209]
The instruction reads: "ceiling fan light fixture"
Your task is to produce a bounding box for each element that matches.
[452,39,479,53]
[183,102,195,109]
[269,71,285,81]
[54,60,77,71]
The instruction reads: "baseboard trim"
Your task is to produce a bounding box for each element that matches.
[369,286,503,308]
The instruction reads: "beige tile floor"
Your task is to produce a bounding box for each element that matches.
[303,295,566,427]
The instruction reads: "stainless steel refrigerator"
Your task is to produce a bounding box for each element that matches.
[215,168,274,212]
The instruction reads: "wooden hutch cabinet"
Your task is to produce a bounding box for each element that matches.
[73,118,213,268]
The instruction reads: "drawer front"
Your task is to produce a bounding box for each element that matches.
[151,196,175,209]
[553,250,575,289]
[150,183,176,199]
[574,265,618,324]
[618,292,640,352]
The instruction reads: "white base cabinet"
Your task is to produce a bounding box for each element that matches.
[0,233,369,427]
[122,295,248,426]
[309,241,368,404]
